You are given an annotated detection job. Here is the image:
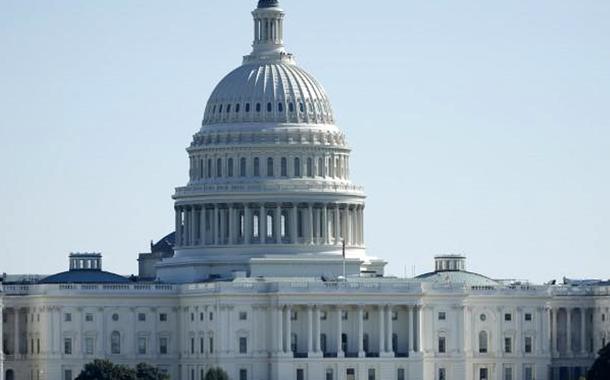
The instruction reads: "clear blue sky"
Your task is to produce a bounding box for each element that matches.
[1,0,609,283]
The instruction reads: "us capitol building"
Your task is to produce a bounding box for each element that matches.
[1,1,609,380]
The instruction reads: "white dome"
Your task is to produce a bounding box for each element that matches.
[202,62,335,126]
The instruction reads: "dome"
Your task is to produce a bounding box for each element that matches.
[416,270,500,287]
[202,62,335,126]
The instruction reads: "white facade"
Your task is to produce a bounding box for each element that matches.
[1,2,609,380]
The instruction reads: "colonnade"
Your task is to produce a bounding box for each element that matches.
[272,304,421,358]
[175,203,364,248]
[550,306,600,357]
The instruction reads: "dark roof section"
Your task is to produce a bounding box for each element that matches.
[258,0,279,8]
[415,270,500,287]
[39,270,131,284]
[151,232,175,253]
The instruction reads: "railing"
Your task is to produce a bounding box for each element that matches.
[2,283,177,295]
[175,181,364,196]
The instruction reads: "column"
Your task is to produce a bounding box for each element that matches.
[307,204,314,244]
[464,306,472,354]
[219,206,226,245]
[496,307,503,355]
[275,205,282,244]
[228,205,235,245]
[175,207,182,246]
[567,308,572,356]
[336,307,343,357]
[244,205,252,245]
[284,306,292,354]
[418,306,425,353]
[322,205,329,245]
[408,306,415,354]
[314,307,321,354]
[183,207,190,246]
[357,306,365,357]
[307,307,313,355]
[200,205,207,246]
[341,207,348,245]
[552,308,558,355]
[0,306,3,379]
[13,308,19,356]
[538,307,546,354]
[378,306,385,354]
[275,306,283,355]
[291,204,298,244]
[259,205,267,244]
[580,308,587,355]
[386,305,393,354]
[213,205,219,245]
[334,206,341,245]
[313,207,320,243]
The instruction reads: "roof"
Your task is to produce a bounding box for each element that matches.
[151,232,175,253]
[258,0,279,8]
[416,270,500,287]
[39,270,131,284]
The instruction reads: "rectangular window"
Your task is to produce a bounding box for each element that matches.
[291,311,298,321]
[504,337,512,353]
[321,311,328,320]
[296,369,305,380]
[159,313,167,322]
[439,368,446,380]
[85,337,94,355]
[200,337,204,354]
[480,368,489,380]
[524,367,533,380]
[525,313,532,321]
[342,311,348,320]
[85,313,94,322]
[503,367,513,380]
[239,337,248,354]
[397,368,405,380]
[504,313,512,322]
[363,311,369,321]
[346,368,355,380]
[64,370,73,380]
[64,338,72,355]
[525,336,533,353]
[240,369,248,380]
[138,313,146,322]
[239,311,248,321]
[64,313,72,322]
[200,312,204,321]
[438,337,446,353]
[191,338,195,354]
[209,337,214,354]
[159,337,168,355]
[138,337,147,355]
[438,312,446,320]
[326,369,334,380]
[368,368,376,380]
[209,312,214,321]
[191,313,195,322]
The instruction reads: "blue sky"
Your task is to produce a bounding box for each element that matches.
[1,0,609,282]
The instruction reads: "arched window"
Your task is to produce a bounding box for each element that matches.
[227,158,234,177]
[278,102,284,112]
[218,105,223,114]
[479,331,488,353]
[226,104,231,113]
[281,158,288,177]
[235,104,240,113]
[307,158,313,177]
[267,102,272,112]
[111,331,121,354]
[267,158,274,177]
[254,158,260,177]
[289,102,295,112]
[256,103,261,112]
[318,157,324,177]
[245,103,251,113]
[216,158,222,177]
[240,157,247,177]
[294,158,301,177]
[299,102,304,113]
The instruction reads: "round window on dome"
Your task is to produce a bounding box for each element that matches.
[245,103,250,113]
[289,102,294,112]
[218,105,223,114]
[278,102,283,112]
[256,103,261,112]
[267,102,272,112]
[235,104,240,113]
[226,104,231,113]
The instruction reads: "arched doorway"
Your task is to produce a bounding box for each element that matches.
[6,369,15,380]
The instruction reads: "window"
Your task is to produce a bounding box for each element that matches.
[64,338,72,355]
[228,158,234,177]
[525,313,533,321]
[294,158,301,177]
[480,314,487,322]
[291,334,298,353]
[200,337,204,353]
[299,102,304,113]
[239,337,248,354]
[504,337,512,353]
[320,311,327,320]
[504,313,512,322]
[216,158,222,177]
[236,104,240,113]
[138,313,146,322]
[525,336,533,353]
[191,337,195,354]
[341,333,348,353]
[479,331,488,353]
[363,334,370,353]
[64,313,72,322]
[111,331,121,354]
[240,369,248,380]
[397,368,405,380]
[524,367,534,380]
[239,311,248,321]
[278,102,284,112]
[368,368,376,380]
[64,370,72,380]
[480,368,489,380]
[159,313,168,322]
[267,102,272,112]
[291,311,298,321]
[346,368,355,380]
[207,159,212,178]
[320,334,327,354]
[503,367,513,380]
[318,157,324,177]
[138,337,147,355]
[281,158,288,177]
[342,311,348,320]
[200,312,204,321]
[159,337,168,355]
[438,336,446,353]
[267,157,274,177]
[245,103,251,113]
[296,369,305,380]
[326,369,334,380]
[439,368,446,380]
[240,157,247,177]
[112,313,119,322]
[392,311,398,321]
[307,158,313,177]
[85,313,94,322]
[363,311,369,320]
[209,337,214,353]
[254,158,260,177]
[85,337,94,355]
[218,105,223,113]
[289,102,295,112]
[392,334,398,353]
[209,312,214,321]
[438,312,446,320]
[256,103,261,112]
